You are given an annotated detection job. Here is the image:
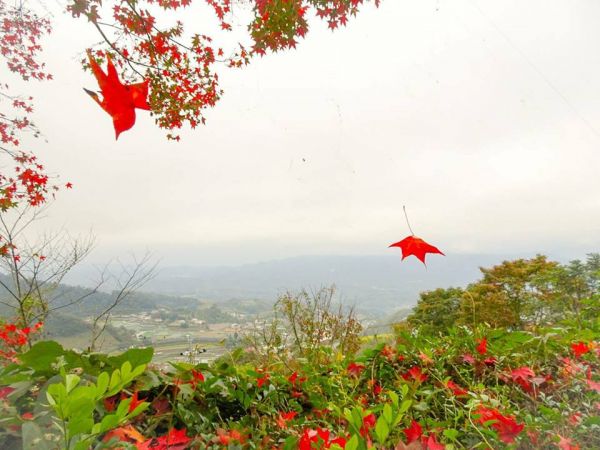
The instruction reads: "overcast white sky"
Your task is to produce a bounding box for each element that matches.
[13,0,600,265]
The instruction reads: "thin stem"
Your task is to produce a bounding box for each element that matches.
[403,205,415,236]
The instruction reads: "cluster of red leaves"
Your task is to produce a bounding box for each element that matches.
[216,428,246,446]
[312,0,381,30]
[105,426,190,450]
[474,406,524,444]
[251,0,309,55]
[401,420,444,450]
[0,2,51,81]
[0,2,59,215]
[298,427,347,450]
[0,322,42,362]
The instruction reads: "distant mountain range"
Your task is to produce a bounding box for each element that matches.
[134,253,521,313]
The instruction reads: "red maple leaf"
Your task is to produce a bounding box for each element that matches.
[389,235,444,265]
[84,50,150,139]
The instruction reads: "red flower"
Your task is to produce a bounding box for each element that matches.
[571,341,591,358]
[21,412,34,420]
[403,420,423,443]
[476,337,487,355]
[347,362,365,377]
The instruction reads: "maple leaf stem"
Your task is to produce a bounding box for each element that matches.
[403,205,415,236]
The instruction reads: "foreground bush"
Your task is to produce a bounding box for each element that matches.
[1,319,598,449]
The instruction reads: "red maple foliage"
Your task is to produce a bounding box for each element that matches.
[68,0,380,139]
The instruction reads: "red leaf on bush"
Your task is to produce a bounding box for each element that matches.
[403,420,423,444]
[475,406,524,444]
[571,341,591,358]
[587,379,600,393]
[402,366,428,383]
[511,366,535,391]
[276,411,297,429]
[256,372,270,388]
[462,353,476,365]
[85,50,150,139]
[136,428,191,450]
[476,337,487,355]
[0,386,15,399]
[445,379,468,396]
[103,425,145,445]
[422,434,445,450]
[557,435,581,450]
[347,362,365,376]
[389,235,444,265]
[127,391,144,413]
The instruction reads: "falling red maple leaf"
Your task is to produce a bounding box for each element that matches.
[390,207,444,265]
[84,50,150,139]
[389,235,444,265]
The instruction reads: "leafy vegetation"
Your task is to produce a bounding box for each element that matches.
[1,255,598,449]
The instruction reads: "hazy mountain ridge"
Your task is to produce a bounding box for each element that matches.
[139,253,517,312]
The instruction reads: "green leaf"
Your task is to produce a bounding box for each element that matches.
[64,374,80,393]
[19,341,66,374]
[375,416,390,444]
[399,399,412,414]
[382,403,392,424]
[388,390,399,408]
[345,435,359,450]
[443,429,459,441]
[95,372,109,398]
[106,347,153,370]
